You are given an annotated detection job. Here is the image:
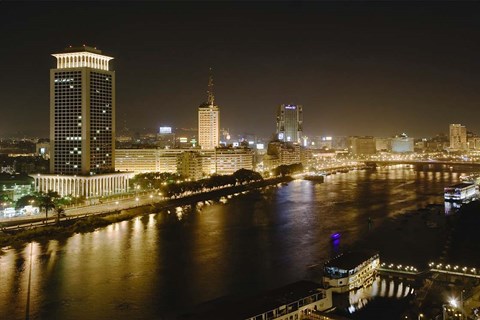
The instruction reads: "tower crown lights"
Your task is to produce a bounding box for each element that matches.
[52,46,113,71]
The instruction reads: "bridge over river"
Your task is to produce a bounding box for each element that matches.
[365,160,480,167]
[379,261,480,280]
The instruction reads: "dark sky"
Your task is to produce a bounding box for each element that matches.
[1,1,480,139]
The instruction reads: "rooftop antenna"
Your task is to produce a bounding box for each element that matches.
[207,67,214,106]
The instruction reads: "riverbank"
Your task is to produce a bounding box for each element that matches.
[0,176,292,248]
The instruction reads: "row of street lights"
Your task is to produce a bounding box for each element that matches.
[429,262,477,275]
[380,262,419,273]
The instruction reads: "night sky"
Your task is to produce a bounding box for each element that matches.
[1,1,480,139]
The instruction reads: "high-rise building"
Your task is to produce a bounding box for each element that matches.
[157,126,176,148]
[276,104,303,144]
[349,136,376,156]
[264,141,303,170]
[32,46,131,197]
[391,133,414,153]
[198,69,219,150]
[375,138,391,152]
[50,46,115,175]
[449,124,467,151]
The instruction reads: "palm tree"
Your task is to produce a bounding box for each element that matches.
[55,207,65,225]
[38,191,59,223]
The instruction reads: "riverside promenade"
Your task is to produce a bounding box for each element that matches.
[0,176,292,231]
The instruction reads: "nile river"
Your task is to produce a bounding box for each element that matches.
[0,165,475,319]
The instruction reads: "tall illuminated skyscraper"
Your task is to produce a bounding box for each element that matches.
[276,104,303,143]
[449,123,467,151]
[50,46,115,175]
[33,46,131,199]
[198,69,219,150]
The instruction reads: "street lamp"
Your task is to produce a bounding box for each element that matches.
[418,313,424,320]
[449,298,458,308]
[443,298,459,320]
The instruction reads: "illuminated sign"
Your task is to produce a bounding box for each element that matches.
[256,143,264,150]
[179,137,188,143]
[159,127,172,134]
[284,105,297,110]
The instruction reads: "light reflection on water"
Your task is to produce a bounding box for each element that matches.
[0,166,477,319]
[346,276,414,314]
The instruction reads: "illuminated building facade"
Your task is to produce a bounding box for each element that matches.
[33,173,130,198]
[449,124,467,151]
[349,136,376,155]
[115,148,183,174]
[115,147,253,178]
[50,46,115,175]
[32,46,131,198]
[264,141,305,170]
[276,104,303,144]
[178,151,204,180]
[214,147,254,175]
[375,138,391,152]
[391,133,414,153]
[198,70,219,150]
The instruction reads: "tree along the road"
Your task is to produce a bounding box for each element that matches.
[37,191,60,222]
[55,206,65,225]
[130,172,185,190]
[233,168,263,184]
[15,194,37,210]
[273,163,304,177]
[130,170,265,196]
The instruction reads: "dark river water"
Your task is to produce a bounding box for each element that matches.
[0,165,476,320]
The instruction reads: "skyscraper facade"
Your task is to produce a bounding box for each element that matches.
[276,104,303,144]
[198,70,219,150]
[32,46,131,198]
[50,46,115,175]
[449,124,467,151]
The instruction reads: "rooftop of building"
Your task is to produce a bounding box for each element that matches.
[198,102,218,109]
[324,250,379,271]
[63,45,103,54]
[179,280,324,320]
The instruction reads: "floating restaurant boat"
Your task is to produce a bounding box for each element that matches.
[182,281,334,320]
[444,182,476,201]
[323,251,380,293]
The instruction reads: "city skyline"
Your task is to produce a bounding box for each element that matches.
[2,2,480,139]
[3,3,480,320]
